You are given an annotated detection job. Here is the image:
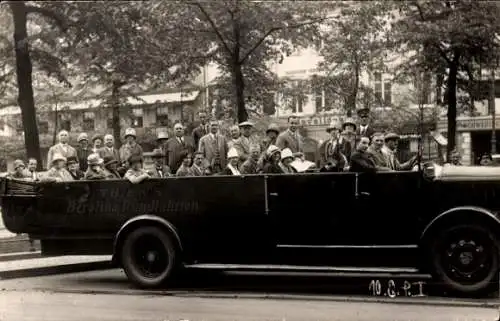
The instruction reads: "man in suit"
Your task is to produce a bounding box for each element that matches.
[98,134,121,164]
[192,111,209,149]
[191,151,209,176]
[47,130,77,168]
[356,108,375,139]
[276,115,303,153]
[198,120,228,173]
[349,136,377,173]
[166,123,195,173]
[148,149,171,178]
[367,132,391,171]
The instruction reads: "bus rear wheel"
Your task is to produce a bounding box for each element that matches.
[121,226,178,288]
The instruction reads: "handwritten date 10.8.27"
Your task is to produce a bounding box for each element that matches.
[368,279,426,297]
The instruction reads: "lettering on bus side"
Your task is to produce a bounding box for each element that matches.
[66,199,200,215]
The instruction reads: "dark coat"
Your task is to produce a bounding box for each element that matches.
[262,162,284,174]
[192,124,209,148]
[166,136,196,173]
[356,125,375,139]
[349,151,377,173]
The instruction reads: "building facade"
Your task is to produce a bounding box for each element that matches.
[0,89,203,168]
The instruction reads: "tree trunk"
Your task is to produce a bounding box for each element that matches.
[10,2,43,170]
[111,81,122,147]
[446,59,459,161]
[233,61,248,123]
[346,59,360,117]
[231,10,248,123]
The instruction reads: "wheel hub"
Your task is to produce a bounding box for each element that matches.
[446,239,489,279]
[146,251,157,263]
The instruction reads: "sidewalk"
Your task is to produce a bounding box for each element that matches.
[0,255,112,280]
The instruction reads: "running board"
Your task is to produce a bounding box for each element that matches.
[184,264,424,274]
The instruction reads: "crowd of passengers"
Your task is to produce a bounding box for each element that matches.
[8,108,462,184]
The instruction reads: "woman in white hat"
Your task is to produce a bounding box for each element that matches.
[46,153,74,182]
[119,128,144,168]
[279,148,297,174]
[220,147,241,176]
[84,153,107,180]
[7,159,29,180]
[262,145,283,174]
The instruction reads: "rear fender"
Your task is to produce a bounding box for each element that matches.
[112,215,183,266]
[420,206,500,245]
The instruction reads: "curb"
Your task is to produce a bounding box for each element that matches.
[0,251,41,262]
[171,292,500,308]
[16,286,500,308]
[0,261,113,280]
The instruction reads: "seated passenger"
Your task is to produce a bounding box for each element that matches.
[191,152,210,176]
[26,158,41,181]
[149,149,171,178]
[176,153,194,177]
[84,154,107,180]
[124,155,150,184]
[262,145,283,174]
[103,156,121,179]
[220,147,241,175]
[279,148,297,174]
[8,160,29,180]
[367,132,392,171]
[67,156,84,180]
[384,132,417,170]
[46,153,74,182]
[349,137,377,173]
[240,144,261,175]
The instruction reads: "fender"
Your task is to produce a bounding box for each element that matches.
[420,206,500,241]
[112,214,183,264]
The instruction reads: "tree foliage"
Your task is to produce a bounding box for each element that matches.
[35,1,206,144]
[314,1,393,115]
[157,1,335,122]
[392,0,500,157]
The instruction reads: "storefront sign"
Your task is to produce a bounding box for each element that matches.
[299,114,343,127]
[438,117,500,131]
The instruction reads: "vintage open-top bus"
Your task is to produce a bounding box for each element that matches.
[2,163,500,295]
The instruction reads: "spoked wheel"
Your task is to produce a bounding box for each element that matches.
[121,226,178,289]
[430,224,499,295]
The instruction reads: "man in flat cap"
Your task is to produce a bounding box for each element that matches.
[232,121,256,162]
[384,132,417,171]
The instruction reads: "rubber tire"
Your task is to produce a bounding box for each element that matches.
[429,224,499,296]
[121,226,178,289]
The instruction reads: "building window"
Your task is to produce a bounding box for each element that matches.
[384,81,392,106]
[373,72,392,107]
[374,72,383,104]
[38,120,49,134]
[315,89,324,112]
[59,113,71,131]
[156,106,169,126]
[82,111,95,131]
[131,108,143,128]
[324,90,334,111]
[313,38,324,52]
[414,73,432,105]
